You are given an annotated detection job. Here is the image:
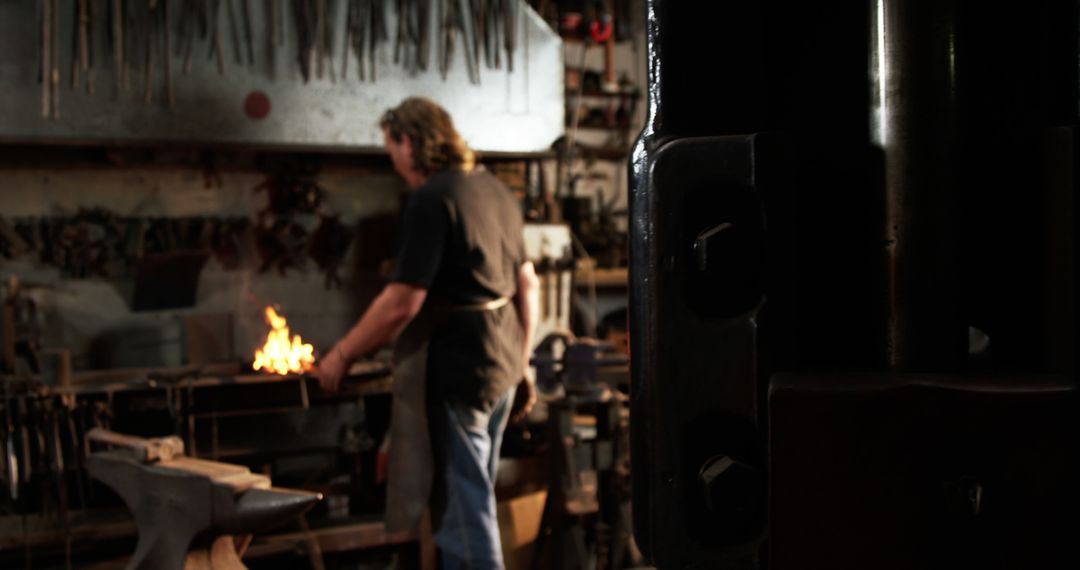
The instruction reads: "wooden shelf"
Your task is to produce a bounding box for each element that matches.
[566,89,641,99]
[560,36,633,45]
[575,267,628,288]
[571,124,634,132]
[576,144,631,160]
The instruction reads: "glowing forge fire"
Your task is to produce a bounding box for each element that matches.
[252,307,315,375]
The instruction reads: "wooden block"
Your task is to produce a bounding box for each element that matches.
[498,490,548,570]
[157,456,272,492]
[215,472,272,492]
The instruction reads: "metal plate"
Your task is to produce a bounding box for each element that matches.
[0,1,563,153]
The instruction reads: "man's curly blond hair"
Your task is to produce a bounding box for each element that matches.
[380,97,476,175]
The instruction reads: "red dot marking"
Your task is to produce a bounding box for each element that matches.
[244,91,272,120]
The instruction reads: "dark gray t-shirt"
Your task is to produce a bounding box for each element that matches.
[391,168,525,409]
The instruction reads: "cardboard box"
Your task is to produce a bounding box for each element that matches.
[498,490,548,570]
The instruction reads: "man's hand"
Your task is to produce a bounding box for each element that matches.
[317,347,349,392]
[510,377,537,423]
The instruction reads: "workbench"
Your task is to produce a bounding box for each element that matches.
[0,360,429,568]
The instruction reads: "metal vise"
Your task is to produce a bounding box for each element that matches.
[85,428,322,570]
[532,332,629,397]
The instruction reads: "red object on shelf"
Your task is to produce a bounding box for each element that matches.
[560,12,583,34]
[589,19,614,43]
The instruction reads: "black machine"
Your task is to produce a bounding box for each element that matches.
[630,1,1078,569]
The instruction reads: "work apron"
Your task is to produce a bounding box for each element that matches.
[384,296,511,533]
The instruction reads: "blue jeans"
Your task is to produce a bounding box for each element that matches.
[431,388,515,570]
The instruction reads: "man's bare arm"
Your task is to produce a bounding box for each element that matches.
[318,282,427,391]
[515,261,541,366]
[511,261,541,421]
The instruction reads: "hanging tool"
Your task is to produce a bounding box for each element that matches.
[342,0,354,79]
[198,0,210,35]
[292,0,313,81]
[438,0,449,79]
[417,0,430,71]
[43,400,72,570]
[225,0,243,64]
[16,397,30,492]
[503,0,515,72]
[586,1,617,92]
[51,0,60,118]
[275,0,285,46]
[73,0,89,89]
[165,0,176,107]
[463,0,480,82]
[457,0,479,83]
[87,0,97,94]
[182,0,199,74]
[315,0,326,79]
[393,0,405,65]
[493,0,504,70]
[401,0,418,73]
[112,0,125,93]
[325,0,337,82]
[40,0,60,118]
[355,0,368,81]
[242,0,255,65]
[369,0,385,81]
[208,0,226,73]
[177,0,191,57]
[0,402,7,503]
[267,0,278,77]
[27,397,47,510]
[3,383,18,503]
[126,0,142,92]
[589,3,614,43]
[41,0,52,118]
[473,0,490,69]
[61,403,87,511]
[414,0,427,72]
[145,0,156,105]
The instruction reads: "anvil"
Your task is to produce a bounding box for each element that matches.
[86,429,321,570]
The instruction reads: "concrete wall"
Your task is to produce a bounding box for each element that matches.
[0,1,564,154]
[0,154,404,372]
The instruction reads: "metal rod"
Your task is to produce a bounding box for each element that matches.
[165,0,175,107]
[50,0,60,118]
[41,0,52,118]
[113,0,124,93]
[873,0,965,370]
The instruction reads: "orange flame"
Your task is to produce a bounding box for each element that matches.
[253,307,315,375]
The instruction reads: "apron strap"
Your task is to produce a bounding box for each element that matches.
[434,296,510,312]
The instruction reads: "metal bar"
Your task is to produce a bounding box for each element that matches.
[341,0,353,79]
[50,0,61,118]
[164,0,175,107]
[267,0,277,76]
[241,0,255,64]
[144,0,155,105]
[112,0,124,93]
[315,0,325,78]
[225,0,242,64]
[76,0,90,88]
[873,0,965,370]
[86,0,97,94]
[209,0,225,73]
[39,0,49,120]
